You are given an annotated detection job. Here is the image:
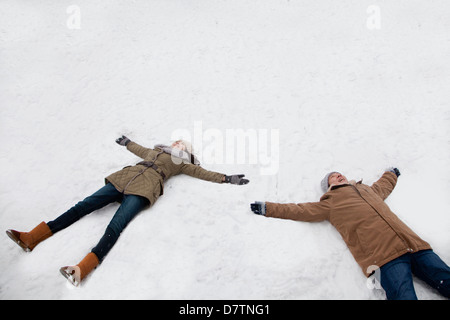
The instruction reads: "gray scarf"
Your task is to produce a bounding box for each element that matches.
[154,144,200,166]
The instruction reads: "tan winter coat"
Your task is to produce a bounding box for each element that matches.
[265,171,431,277]
[105,142,225,205]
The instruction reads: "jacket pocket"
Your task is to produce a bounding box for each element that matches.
[356,228,375,256]
[153,181,163,198]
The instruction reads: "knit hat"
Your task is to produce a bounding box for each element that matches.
[321,171,338,193]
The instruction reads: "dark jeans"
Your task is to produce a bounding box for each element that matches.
[380,249,450,300]
[47,183,149,262]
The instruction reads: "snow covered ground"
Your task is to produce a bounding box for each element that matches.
[1,0,449,300]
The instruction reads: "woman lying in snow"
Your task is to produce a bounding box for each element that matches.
[251,168,450,300]
[6,136,249,286]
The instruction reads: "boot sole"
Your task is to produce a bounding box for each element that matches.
[6,230,31,252]
[60,267,80,287]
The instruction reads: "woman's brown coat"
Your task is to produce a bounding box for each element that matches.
[105,142,225,205]
[265,171,431,277]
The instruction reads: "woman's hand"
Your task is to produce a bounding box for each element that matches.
[223,174,249,185]
[116,135,131,146]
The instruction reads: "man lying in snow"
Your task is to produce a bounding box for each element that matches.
[6,136,249,286]
[251,168,450,300]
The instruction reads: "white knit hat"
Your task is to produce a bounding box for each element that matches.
[321,171,338,193]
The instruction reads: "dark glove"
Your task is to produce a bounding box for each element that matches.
[116,135,131,146]
[387,167,401,177]
[224,174,249,185]
[250,201,266,215]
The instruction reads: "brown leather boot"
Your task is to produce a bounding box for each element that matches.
[60,252,100,286]
[6,221,53,252]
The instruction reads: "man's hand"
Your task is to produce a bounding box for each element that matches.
[250,201,266,215]
[386,167,401,177]
[224,174,249,185]
[116,135,131,146]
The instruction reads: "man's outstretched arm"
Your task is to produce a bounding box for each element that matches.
[250,197,331,222]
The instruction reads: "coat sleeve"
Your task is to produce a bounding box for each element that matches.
[126,141,153,159]
[370,171,397,201]
[265,197,331,222]
[180,163,225,183]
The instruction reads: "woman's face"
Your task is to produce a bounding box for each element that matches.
[171,140,186,151]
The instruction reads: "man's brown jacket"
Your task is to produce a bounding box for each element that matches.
[265,172,431,276]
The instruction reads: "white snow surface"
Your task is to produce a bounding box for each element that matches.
[1,0,449,300]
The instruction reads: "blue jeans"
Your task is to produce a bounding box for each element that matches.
[47,183,149,262]
[380,249,450,300]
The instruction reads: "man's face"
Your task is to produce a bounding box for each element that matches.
[328,172,348,187]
